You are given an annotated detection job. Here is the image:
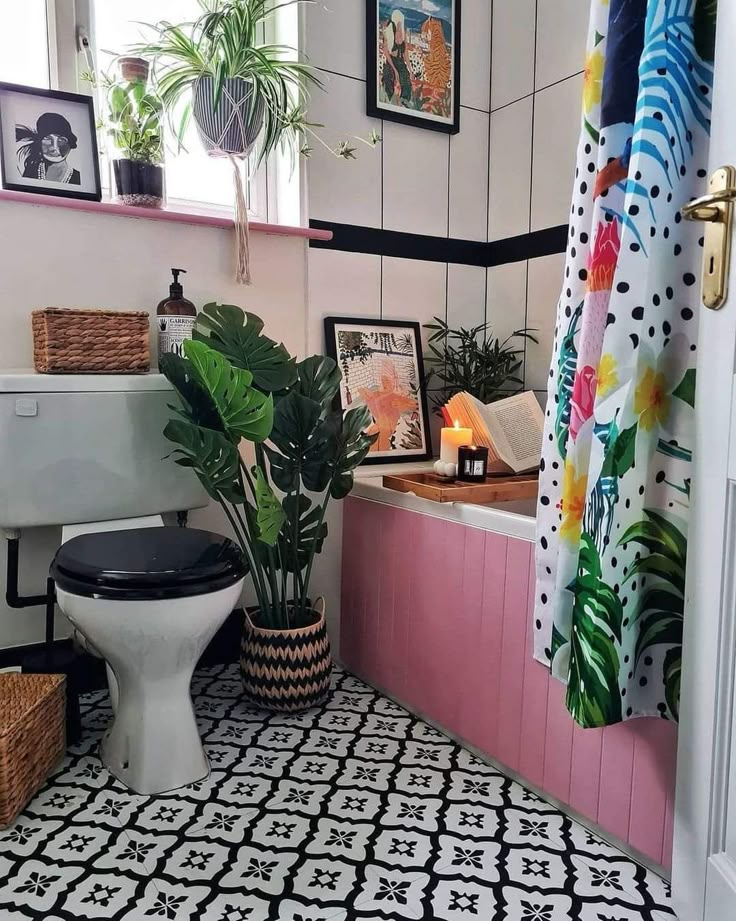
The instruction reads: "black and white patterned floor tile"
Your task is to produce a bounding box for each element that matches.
[0,664,676,921]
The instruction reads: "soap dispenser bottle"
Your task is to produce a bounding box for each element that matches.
[157,268,197,359]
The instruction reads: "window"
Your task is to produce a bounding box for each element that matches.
[0,0,293,221]
[0,2,50,89]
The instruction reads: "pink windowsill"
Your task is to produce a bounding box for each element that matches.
[0,188,332,242]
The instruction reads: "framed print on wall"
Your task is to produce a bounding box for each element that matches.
[0,82,102,201]
[366,0,461,134]
[325,317,433,465]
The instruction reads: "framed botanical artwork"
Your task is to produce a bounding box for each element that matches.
[366,0,461,134]
[325,317,432,465]
[0,82,102,201]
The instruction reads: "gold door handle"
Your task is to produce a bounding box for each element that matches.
[682,187,736,223]
[680,166,736,309]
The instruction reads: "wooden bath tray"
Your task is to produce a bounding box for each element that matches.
[382,472,539,504]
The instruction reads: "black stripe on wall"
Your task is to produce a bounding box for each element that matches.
[309,220,568,268]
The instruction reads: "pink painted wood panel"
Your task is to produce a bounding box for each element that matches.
[340,498,678,869]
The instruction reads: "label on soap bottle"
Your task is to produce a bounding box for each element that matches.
[158,315,195,358]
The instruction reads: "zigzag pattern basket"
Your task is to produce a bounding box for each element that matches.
[240,601,332,712]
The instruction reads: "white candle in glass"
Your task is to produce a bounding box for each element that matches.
[439,420,473,465]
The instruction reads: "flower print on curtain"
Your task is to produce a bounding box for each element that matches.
[534,0,716,728]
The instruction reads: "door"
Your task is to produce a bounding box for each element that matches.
[673,2,736,918]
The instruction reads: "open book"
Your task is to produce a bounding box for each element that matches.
[443,391,544,475]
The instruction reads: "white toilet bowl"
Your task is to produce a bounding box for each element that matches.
[51,527,246,795]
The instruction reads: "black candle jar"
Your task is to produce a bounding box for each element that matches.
[457,445,489,482]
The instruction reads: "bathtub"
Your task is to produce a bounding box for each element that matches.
[340,466,678,872]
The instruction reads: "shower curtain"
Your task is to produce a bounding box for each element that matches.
[534,0,716,728]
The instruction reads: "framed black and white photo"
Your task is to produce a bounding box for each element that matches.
[325,317,432,465]
[0,82,101,201]
[366,0,461,134]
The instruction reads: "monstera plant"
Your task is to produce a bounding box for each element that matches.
[159,303,376,711]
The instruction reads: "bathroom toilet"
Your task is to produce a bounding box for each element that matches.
[0,371,241,795]
[51,527,246,795]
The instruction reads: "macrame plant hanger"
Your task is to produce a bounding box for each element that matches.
[195,76,263,285]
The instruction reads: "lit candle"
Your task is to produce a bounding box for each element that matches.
[434,420,473,477]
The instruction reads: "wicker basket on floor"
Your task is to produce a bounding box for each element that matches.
[32,308,150,373]
[0,673,66,828]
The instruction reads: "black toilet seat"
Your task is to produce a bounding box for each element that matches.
[50,527,247,601]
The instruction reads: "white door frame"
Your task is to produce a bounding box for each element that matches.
[672,1,736,917]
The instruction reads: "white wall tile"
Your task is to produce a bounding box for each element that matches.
[526,252,565,390]
[304,0,365,80]
[381,257,447,351]
[486,260,528,345]
[307,249,382,354]
[535,0,588,90]
[382,122,450,236]
[460,0,492,112]
[447,264,486,331]
[491,0,536,111]
[488,96,533,241]
[449,108,490,241]
[307,73,383,227]
[531,73,583,231]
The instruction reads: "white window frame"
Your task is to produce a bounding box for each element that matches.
[42,0,300,224]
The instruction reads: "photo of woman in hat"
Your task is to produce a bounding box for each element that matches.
[15,111,81,185]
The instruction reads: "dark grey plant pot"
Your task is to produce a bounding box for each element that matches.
[193,76,265,156]
[113,159,164,208]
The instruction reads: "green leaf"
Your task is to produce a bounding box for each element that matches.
[321,405,378,499]
[624,552,686,596]
[634,610,682,666]
[253,466,285,546]
[620,510,687,564]
[663,647,681,721]
[267,391,328,493]
[279,494,328,573]
[182,339,274,443]
[672,368,696,408]
[295,355,341,408]
[163,418,243,503]
[193,303,297,392]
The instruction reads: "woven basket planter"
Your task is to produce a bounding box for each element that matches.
[241,600,332,712]
[32,308,150,374]
[1,673,66,828]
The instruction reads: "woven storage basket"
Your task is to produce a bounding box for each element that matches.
[32,308,150,373]
[0,673,66,828]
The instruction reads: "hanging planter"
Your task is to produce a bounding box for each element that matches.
[192,75,266,282]
[134,0,381,284]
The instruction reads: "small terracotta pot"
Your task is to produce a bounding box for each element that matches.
[118,57,150,84]
[240,599,332,712]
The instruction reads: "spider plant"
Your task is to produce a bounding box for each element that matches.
[133,0,378,166]
[424,317,538,413]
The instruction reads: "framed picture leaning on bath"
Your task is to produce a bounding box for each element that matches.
[0,82,102,201]
[366,0,461,134]
[325,316,433,464]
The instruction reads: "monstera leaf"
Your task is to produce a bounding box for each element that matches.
[253,467,285,547]
[279,494,329,573]
[193,303,297,393]
[295,355,341,408]
[321,405,378,499]
[266,391,329,493]
[181,340,274,443]
[164,418,243,503]
[565,533,623,728]
[159,352,222,431]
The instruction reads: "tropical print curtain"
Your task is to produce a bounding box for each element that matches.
[534,0,716,728]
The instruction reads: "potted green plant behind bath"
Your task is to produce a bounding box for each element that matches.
[84,58,165,208]
[159,304,376,711]
[135,0,379,282]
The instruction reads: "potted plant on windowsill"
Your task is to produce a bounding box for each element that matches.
[84,59,165,208]
[133,0,380,282]
[159,303,376,711]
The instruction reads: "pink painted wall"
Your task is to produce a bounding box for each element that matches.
[340,497,678,869]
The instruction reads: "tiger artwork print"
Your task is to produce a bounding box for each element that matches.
[421,18,451,94]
